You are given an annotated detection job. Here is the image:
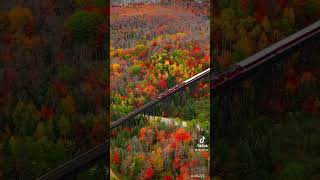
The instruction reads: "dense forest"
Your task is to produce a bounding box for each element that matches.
[110,2,210,179]
[211,0,320,180]
[0,0,108,179]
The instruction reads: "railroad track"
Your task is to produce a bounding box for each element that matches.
[37,20,320,180]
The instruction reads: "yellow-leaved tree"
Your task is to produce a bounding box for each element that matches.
[8,6,33,31]
[258,32,270,50]
[61,95,76,115]
[219,51,233,69]
[283,7,295,27]
[235,36,254,57]
[261,17,271,33]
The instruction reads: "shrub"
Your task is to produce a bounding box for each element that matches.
[65,11,104,44]
[12,102,39,137]
[130,65,143,76]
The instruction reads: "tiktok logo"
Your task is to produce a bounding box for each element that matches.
[196,136,208,150]
[199,136,205,144]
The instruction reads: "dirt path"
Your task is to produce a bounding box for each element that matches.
[149,116,202,130]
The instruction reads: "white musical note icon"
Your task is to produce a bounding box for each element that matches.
[199,136,205,144]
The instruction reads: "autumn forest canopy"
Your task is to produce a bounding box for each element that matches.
[110,2,210,179]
